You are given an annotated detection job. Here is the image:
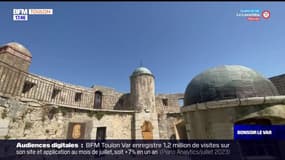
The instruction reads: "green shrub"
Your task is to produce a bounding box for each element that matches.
[4,135,10,139]
[87,111,94,117]
[1,110,7,119]
[94,112,105,120]
[59,107,69,116]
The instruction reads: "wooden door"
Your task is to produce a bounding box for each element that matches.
[141,121,153,140]
[142,131,153,139]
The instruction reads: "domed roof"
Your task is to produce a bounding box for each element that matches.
[5,42,32,57]
[184,65,279,106]
[131,67,153,76]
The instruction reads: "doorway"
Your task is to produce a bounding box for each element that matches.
[141,121,153,140]
[96,127,107,140]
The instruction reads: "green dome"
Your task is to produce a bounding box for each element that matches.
[184,65,279,106]
[131,67,153,76]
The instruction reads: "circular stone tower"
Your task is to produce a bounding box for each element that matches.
[130,67,160,139]
[130,67,156,112]
[0,42,32,96]
[0,42,32,71]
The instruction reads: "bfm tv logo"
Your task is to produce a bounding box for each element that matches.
[13,8,53,21]
[13,9,28,21]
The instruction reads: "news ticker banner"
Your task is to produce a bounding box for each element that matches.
[234,125,285,140]
[0,140,285,160]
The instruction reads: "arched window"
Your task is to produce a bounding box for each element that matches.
[94,91,102,109]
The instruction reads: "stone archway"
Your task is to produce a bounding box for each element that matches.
[141,121,153,140]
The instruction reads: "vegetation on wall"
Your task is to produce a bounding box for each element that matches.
[21,110,29,120]
[1,109,7,119]
[42,106,56,120]
[87,111,95,117]
[87,111,105,120]
[58,107,69,116]
[48,107,59,119]
[94,112,105,120]
[42,106,71,121]
[24,122,33,130]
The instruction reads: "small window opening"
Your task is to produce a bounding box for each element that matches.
[75,92,82,102]
[94,91,103,109]
[51,88,61,99]
[22,81,35,93]
[162,98,168,106]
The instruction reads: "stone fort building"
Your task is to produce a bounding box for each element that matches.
[0,42,285,140]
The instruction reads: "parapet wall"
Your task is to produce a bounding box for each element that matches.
[0,60,127,110]
[21,73,94,108]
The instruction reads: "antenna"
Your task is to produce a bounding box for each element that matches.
[140,60,143,67]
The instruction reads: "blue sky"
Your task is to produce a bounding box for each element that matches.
[1,2,285,94]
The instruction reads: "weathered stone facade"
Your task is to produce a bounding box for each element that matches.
[270,74,285,95]
[3,42,284,141]
[0,42,183,140]
[0,97,134,139]
[156,94,185,139]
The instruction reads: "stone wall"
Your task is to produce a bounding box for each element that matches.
[0,42,186,140]
[0,61,26,97]
[62,108,134,139]
[270,74,285,95]
[0,46,31,71]
[157,112,183,139]
[156,93,184,113]
[0,96,134,139]
[182,98,285,139]
[21,73,94,108]
[92,86,132,110]
[130,75,155,112]
[134,112,160,139]
[155,93,184,139]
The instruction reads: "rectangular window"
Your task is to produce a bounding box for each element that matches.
[51,88,61,99]
[22,81,35,93]
[94,91,102,109]
[75,92,82,102]
[162,98,168,106]
[96,127,106,140]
